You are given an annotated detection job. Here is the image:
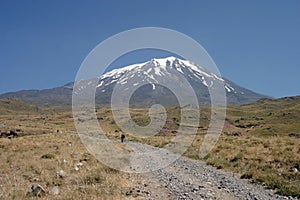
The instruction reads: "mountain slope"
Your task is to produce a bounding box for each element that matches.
[0,86,73,106]
[0,56,269,106]
[92,56,269,106]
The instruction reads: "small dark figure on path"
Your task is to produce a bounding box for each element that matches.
[121,133,125,143]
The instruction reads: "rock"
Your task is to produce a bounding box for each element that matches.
[57,170,66,178]
[76,162,84,167]
[74,162,84,171]
[292,167,299,173]
[27,184,46,197]
[49,186,60,195]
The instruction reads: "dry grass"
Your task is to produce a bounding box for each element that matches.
[0,133,139,199]
[185,98,300,198]
[200,135,300,197]
[0,99,148,199]
[96,100,300,197]
[1,97,300,198]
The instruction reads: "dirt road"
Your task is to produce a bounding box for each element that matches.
[124,141,296,200]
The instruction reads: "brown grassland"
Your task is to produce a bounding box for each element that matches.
[0,97,299,198]
[0,99,146,199]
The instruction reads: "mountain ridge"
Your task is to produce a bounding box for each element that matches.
[0,56,270,106]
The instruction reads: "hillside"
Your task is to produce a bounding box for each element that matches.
[202,96,300,197]
[0,97,299,198]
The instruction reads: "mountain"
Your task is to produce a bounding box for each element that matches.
[0,85,73,106]
[0,56,269,106]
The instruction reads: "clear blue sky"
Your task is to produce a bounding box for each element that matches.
[1,0,299,98]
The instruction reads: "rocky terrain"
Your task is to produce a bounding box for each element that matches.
[125,142,297,200]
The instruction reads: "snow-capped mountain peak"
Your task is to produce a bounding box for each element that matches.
[99,56,223,86]
[73,56,270,106]
[0,56,269,106]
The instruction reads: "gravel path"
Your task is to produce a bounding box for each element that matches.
[124,141,297,200]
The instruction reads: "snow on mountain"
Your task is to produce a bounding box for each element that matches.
[90,56,269,106]
[96,56,238,94]
[0,56,269,106]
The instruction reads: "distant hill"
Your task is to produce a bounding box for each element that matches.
[0,98,39,113]
[226,95,300,137]
[0,85,73,106]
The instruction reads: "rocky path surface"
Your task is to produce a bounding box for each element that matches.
[124,141,297,200]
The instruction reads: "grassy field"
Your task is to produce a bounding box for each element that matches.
[204,97,300,198]
[0,99,145,199]
[0,133,136,199]
[95,97,300,197]
[0,97,299,198]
